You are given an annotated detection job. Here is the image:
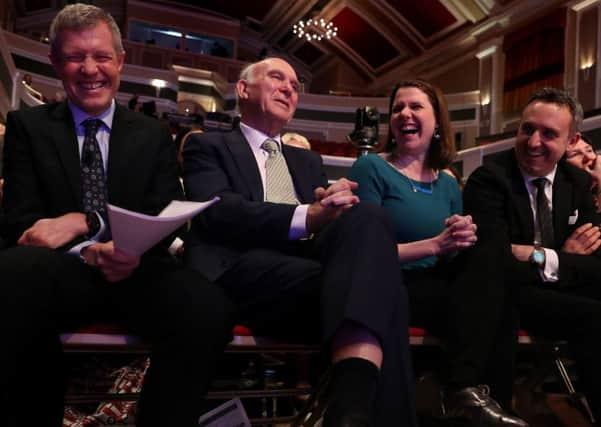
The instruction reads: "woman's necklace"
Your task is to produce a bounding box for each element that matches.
[386,155,435,195]
[405,175,433,195]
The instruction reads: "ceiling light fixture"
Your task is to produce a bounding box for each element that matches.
[293,18,338,42]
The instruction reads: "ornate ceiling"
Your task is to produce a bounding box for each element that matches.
[8,0,574,94]
[162,0,568,91]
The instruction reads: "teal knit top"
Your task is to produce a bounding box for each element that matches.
[348,153,462,269]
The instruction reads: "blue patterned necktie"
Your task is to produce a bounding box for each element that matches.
[261,138,299,205]
[81,119,108,217]
[532,177,554,248]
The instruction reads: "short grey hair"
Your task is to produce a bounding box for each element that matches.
[236,59,268,109]
[239,59,268,83]
[49,3,124,56]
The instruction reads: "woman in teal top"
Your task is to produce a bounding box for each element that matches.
[348,80,528,427]
[350,153,463,269]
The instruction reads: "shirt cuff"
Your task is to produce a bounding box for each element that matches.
[288,204,309,240]
[67,239,96,260]
[66,214,107,260]
[539,248,559,282]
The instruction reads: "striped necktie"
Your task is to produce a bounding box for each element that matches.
[261,138,299,205]
[532,177,554,248]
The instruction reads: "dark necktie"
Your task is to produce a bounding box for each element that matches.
[261,138,299,205]
[81,119,108,217]
[532,178,554,248]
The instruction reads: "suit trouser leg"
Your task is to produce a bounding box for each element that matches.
[0,246,235,427]
[216,203,417,426]
[310,203,416,427]
[404,257,520,409]
[431,244,520,408]
[216,248,323,341]
[120,258,235,427]
[0,246,110,427]
[519,283,601,421]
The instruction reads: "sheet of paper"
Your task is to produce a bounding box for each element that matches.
[198,398,250,427]
[107,197,219,256]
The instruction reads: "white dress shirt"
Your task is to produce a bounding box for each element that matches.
[239,122,309,240]
[520,167,559,282]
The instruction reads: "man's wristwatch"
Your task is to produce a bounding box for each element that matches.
[529,246,546,268]
[85,211,101,239]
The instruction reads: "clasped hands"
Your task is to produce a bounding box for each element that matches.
[306,178,359,234]
[17,212,139,282]
[433,214,477,255]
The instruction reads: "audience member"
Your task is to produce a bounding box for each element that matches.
[462,87,601,422]
[182,57,417,426]
[142,100,158,118]
[22,73,44,101]
[565,133,601,212]
[53,90,66,103]
[177,126,203,174]
[0,4,234,427]
[282,131,311,150]
[348,79,527,427]
[128,93,140,111]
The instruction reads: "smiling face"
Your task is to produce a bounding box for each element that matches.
[50,21,124,116]
[566,136,596,171]
[236,58,299,136]
[389,86,437,157]
[515,101,576,177]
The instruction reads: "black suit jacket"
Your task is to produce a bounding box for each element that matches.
[463,149,601,288]
[0,102,182,255]
[183,127,327,280]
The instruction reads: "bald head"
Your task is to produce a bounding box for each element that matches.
[236,57,299,137]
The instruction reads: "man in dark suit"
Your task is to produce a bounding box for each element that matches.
[463,87,601,421]
[183,57,416,426]
[0,4,234,427]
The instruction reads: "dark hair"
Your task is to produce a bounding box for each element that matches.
[384,79,455,170]
[525,87,579,136]
[580,133,592,145]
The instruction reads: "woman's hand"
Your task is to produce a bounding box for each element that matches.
[433,214,478,256]
[587,157,601,189]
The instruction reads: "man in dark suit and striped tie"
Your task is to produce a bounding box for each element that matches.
[462,87,601,422]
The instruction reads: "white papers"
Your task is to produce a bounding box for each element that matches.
[198,398,250,426]
[107,197,219,256]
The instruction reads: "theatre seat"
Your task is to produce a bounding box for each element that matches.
[59,324,595,425]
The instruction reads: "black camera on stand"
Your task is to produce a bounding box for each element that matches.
[347,106,380,157]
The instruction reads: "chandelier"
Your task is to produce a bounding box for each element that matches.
[293,18,338,42]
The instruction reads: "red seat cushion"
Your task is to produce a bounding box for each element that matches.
[409,327,428,337]
[232,325,253,336]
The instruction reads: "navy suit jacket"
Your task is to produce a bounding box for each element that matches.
[183,127,328,280]
[1,101,182,256]
[463,149,601,288]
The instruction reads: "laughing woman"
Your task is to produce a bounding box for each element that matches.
[348,80,528,427]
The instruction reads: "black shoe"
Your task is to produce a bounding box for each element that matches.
[442,385,529,427]
[293,369,373,427]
